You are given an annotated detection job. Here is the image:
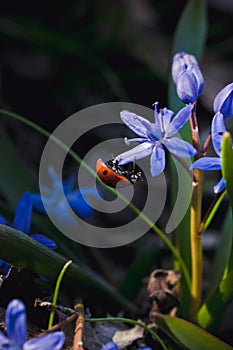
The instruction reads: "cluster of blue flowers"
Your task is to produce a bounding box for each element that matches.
[0,167,97,275]
[0,299,65,349]
[115,51,233,194]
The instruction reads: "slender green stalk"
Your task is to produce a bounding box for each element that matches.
[85,317,168,350]
[189,104,204,319]
[221,132,233,275]
[48,260,72,328]
[190,168,203,318]
[200,190,226,234]
[0,108,190,289]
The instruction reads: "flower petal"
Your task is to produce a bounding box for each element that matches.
[176,69,198,103]
[191,64,204,95]
[101,342,119,350]
[213,82,233,119]
[13,192,32,234]
[0,215,9,225]
[0,332,11,347]
[115,142,154,165]
[154,104,174,130]
[30,194,47,214]
[150,144,165,176]
[120,110,152,138]
[211,112,226,155]
[23,332,65,350]
[163,137,197,158]
[0,261,11,275]
[214,177,226,193]
[30,234,57,250]
[6,299,27,346]
[68,190,94,218]
[63,175,76,194]
[165,104,193,137]
[172,51,197,83]
[125,137,148,144]
[190,157,222,170]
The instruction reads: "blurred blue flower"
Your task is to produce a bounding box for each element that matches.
[190,112,227,193]
[213,82,233,119]
[101,341,119,350]
[0,192,56,275]
[172,51,204,103]
[30,167,98,226]
[0,298,65,349]
[115,103,197,176]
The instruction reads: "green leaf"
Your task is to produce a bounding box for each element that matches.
[171,0,207,59]
[0,224,136,313]
[205,205,232,299]
[155,313,233,350]
[196,269,233,332]
[221,132,233,209]
[0,126,35,206]
[169,0,208,113]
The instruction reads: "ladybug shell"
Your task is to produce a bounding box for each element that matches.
[96,159,131,188]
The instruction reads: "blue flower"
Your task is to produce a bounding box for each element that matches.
[190,112,227,193]
[30,167,98,226]
[0,192,57,275]
[172,51,204,103]
[0,298,65,349]
[101,341,119,350]
[213,82,233,119]
[172,51,198,84]
[115,104,197,176]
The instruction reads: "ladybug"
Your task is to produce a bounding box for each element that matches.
[96,158,143,188]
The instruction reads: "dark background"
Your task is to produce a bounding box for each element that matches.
[0,0,232,132]
[0,0,233,341]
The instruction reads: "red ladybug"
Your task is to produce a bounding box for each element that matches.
[96,158,143,188]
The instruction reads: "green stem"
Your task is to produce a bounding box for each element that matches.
[189,103,204,319]
[85,317,168,350]
[48,260,72,328]
[190,168,203,318]
[0,108,190,289]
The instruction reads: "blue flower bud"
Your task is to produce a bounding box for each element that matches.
[191,64,204,95]
[172,51,198,84]
[213,82,233,119]
[176,66,199,103]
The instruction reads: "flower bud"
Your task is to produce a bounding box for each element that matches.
[176,66,198,103]
[172,51,198,84]
[191,64,204,95]
[213,82,233,119]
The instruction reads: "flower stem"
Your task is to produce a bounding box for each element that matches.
[190,168,203,318]
[48,260,72,328]
[189,103,204,319]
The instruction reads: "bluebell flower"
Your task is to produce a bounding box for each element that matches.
[172,51,204,103]
[213,82,233,119]
[30,167,98,226]
[101,341,119,350]
[0,192,56,275]
[172,51,198,84]
[0,298,65,349]
[190,112,227,193]
[115,104,197,177]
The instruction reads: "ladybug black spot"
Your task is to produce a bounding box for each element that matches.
[103,170,108,175]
